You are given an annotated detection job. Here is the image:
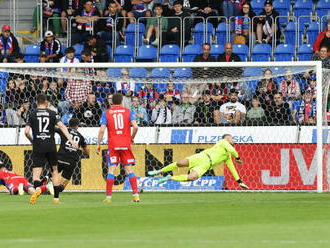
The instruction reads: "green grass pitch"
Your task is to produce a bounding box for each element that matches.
[1,192,330,248]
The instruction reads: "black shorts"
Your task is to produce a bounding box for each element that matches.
[58,159,76,180]
[32,151,58,168]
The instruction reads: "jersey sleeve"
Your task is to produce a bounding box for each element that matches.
[130,110,136,121]
[26,112,33,126]
[79,133,87,148]
[222,140,239,158]
[100,111,107,125]
[54,112,61,124]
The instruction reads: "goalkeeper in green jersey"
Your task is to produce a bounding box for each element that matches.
[148,134,249,189]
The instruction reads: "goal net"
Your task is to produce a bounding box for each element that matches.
[0,61,328,192]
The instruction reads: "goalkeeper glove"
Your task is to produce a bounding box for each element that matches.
[236,157,243,164]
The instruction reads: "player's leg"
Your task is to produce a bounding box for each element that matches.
[57,160,74,193]
[121,148,139,202]
[30,152,45,204]
[48,151,61,204]
[104,149,118,203]
[148,158,189,176]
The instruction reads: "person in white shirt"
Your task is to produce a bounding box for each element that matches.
[115,68,135,108]
[151,94,171,124]
[59,47,80,72]
[220,89,246,124]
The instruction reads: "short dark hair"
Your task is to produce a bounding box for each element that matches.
[65,46,75,54]
[69,118,80,128]
[252,96,260,101]
[81,48,91,57]
[36,93,47,105]
[173,0,183,6]
[154,3,163,9]
[112,93,123,105]
[320,46,328,52]
[222,134,232,139]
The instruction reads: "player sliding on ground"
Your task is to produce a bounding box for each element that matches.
[148,134,249,189]
[0,162,54,195]
[97,93,140,203]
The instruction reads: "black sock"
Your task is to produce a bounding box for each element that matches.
[59,185,64,192]
[54,186,60,199]
[236,179,242,184]
[33,180,42,189]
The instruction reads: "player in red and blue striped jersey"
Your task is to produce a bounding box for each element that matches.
[96,93,139,203]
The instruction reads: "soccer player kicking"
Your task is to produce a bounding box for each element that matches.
[56,118,89,193]
[25,94,78,205]
[97,93,140,203]
[148,134,249,189]
[0,162,53,195]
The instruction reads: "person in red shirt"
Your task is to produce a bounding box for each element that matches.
[0,162,53,196]
[97,93,139,203]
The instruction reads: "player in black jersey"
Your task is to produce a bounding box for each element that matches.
[25,93,78,205]
[56,118,89,192]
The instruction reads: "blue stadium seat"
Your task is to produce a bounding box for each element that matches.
[193,22,205,45]
[182,44,202,62]
[150,68,171,79]
[284,21,297,46]
[159,44,180,62]
[297,44,313,61]
[215,22,227,45]
[274,44,295,61]
[251,44,272,61]
[293,0,313,18]
[316,0,330,19]
[107,68,122,77]
[24,45,40,62]
[129,68,147,78]
[251,0,266,15]
[307,21,320,45]
[137,23,146,46]
[135,45,158,62]
[113,45,134,62]
[243,67,263,78]
[125,23,136,46]
[210,44,224,57]
[61,45,66,54]
[0,72,8,92]
[173,68,193,79]
[272,0,290,17]
[73,44,84,60]
[206,22,214,44]
[233,44,249,61]
[107,45,112,60]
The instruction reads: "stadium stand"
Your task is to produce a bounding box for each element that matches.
[113,45,135,63]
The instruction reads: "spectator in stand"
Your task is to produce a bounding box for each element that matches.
[255,0,280,44]
[151,94,171,124]
[194,0,222,27]
[84,35,109,62]
[98,1,124,46]
[139,81,159,115]
[312,46,330,69]
[254,68,278,108]
[38,51,48,63]
[130,96,149,125]
[154,0,174,17]
[172,92,196,124]
[5,79,20,112]
[219,89,246,125]
[182,82,208,104]
[127,0,153,23]
[222,0,242,20]
[193,43,216,79]
[305,74,316,101]
[73,93,102,127]
[40,31,63,63]
[0,25,20,63]
[47,81,62,107]
[234,2,256,46]
[229,81,251,106]
[60,0,84,35]
[279,69,301,107]
[165,0,191,45]
[59,47,80,72]
[15,53,25,63]
[71,0,100,45]
[143,4,168,46]
[58,75,92,116]
[6,99,31,127]
[115,68,135,108]
[313,19,330,55]
[265,92,291,125]
[194,89,220,125]
[164,82,180,103]
[246,96,266,125]
[112,0,132,29]
[80,48,96,75]
[210,81,228,105]
[32,0,61,36]
[292,89,316,125]
[217,42,243,78]
[102,93,113,110]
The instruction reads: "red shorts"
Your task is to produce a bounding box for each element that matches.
[107,147,135,166]
[7,176,33,195]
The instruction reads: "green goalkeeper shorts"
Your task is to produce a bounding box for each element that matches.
[187,152,211,178]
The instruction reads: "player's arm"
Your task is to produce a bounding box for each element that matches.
[225,158,248,189]
[83,146,90,156]
[223,140,243,164]
[57,121,79,149]
[131,120,138,143]
[97,124,106,155]
[24,125,33,143]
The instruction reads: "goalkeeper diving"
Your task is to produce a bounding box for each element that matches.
[148,134,249,189]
